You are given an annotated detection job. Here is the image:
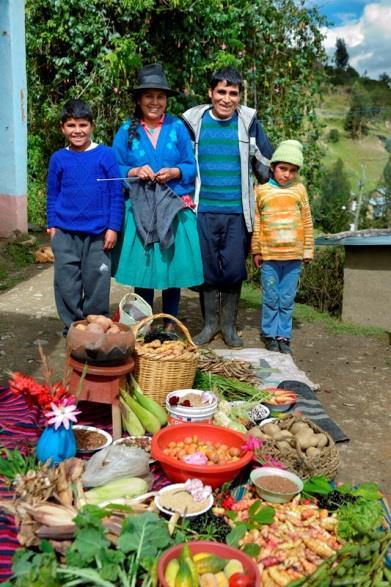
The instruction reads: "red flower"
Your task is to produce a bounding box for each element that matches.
[221,495,235,509]
[9,372,74,412]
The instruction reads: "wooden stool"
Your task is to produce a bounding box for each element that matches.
[68,356,134,440]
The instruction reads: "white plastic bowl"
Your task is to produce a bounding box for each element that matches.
[250,467,303,503]
[154,483,214,518]
[73,425,112,454]
[166,389,218,413]
[166,389,218,424]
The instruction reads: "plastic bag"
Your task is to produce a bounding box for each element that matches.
[119,292,152,335]
[82,444,150,487]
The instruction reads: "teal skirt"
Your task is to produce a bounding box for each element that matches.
[113,200,204,289]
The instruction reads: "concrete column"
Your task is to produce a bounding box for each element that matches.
[0,0,28,237]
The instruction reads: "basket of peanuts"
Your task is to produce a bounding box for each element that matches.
[133,313,199,405]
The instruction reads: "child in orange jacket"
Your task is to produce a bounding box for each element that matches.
[251,140,314,354]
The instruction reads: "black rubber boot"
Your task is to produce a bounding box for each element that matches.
[220,287,243,348]
[192,287,220,345]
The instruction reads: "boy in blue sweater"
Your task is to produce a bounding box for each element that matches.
[47,99,124,335]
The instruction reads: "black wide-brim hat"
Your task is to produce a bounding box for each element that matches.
[131,63,178,96]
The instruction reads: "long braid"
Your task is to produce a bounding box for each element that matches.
[128,103,143,148]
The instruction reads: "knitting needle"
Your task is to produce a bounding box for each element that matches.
[96,177,130,181]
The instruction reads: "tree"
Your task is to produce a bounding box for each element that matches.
[379,73,391,88]
[344,82,371,138]
[335,38,349,69]
[25,0,328,221]
[314,159,351,233]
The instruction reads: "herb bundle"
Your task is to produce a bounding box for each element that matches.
[194,371,271,403]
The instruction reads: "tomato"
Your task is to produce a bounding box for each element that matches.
[229,572,253,587]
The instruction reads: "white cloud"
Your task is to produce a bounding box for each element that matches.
[323,2,391,79]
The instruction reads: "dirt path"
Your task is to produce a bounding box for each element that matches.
[0,264,390,492]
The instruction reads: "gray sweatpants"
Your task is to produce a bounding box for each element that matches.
[51,228,111,330]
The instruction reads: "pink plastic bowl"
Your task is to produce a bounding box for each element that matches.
[158,541,261,586]
[151,423,253,488]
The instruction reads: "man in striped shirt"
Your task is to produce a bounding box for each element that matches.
[183,67,273,346]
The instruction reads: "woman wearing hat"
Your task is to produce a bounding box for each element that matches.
[112,64,203,325]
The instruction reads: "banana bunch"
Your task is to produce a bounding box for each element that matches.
[120,375,168,436]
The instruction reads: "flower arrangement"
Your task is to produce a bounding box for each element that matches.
[8,346,80,430]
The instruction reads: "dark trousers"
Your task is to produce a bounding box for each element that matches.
[197,212,250,287]
[134,287,180,318]
[51,228,111,329]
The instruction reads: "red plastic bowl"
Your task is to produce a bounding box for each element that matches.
[151,423,252,488]
[158,541,261,587]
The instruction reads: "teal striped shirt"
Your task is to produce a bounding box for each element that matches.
[198,111,242,214]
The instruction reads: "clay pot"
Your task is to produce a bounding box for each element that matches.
[67,320,135,365]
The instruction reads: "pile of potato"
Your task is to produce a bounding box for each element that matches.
[74,315,123,335]
[250,420,329,458]
[248,415,340,479]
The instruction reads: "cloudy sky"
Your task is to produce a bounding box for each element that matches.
[307,0,391,80]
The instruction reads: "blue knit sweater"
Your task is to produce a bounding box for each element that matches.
[46,145,124,234]
[198,111,242,214]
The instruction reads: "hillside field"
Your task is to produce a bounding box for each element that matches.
[317,87,390,194]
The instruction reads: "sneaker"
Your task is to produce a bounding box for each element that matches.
[277,337,291,354]
[262,336,279,352]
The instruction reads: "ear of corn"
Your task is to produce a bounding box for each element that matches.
[119,396,145,436]
[121,388,161,434]
[84,476,148,505]
[130,374,167,425]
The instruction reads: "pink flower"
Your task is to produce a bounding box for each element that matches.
[242,436,263,451]
[45,401,81,430]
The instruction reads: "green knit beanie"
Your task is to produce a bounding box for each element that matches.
[271,139,304,168]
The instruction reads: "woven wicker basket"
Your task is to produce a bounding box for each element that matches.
[255,415,340,480]
[133,313,199,405]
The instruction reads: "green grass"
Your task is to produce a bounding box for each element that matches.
[241,282,385,338]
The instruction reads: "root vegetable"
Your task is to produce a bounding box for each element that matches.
[86,314,99,323]
[247,427,268,441]
[314,433,328,448]
[262,423,282,439]
[86,323,105,334]
[107,324,121,334]
[295,431,318,449]
[276,441,294,454]
[75,323,87,331]
[290,422,309,434]
[279,430,293,439]
[93,316,112,331]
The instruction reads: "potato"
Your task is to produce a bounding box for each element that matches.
[314,433,328,448]
[307,447,321,458]
[93,316,112,332]
[290,422,310,435]
[86,314,99,323]
[277,440,294,454]
[279,430,293,439]
[247,427,268,440]
[75,323,87,331]
[295,431,318,449]
[262,423,282,438]
[106,324,121,334]
[86,322,105,334]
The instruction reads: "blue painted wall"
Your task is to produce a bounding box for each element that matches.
[0,0,27,196]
